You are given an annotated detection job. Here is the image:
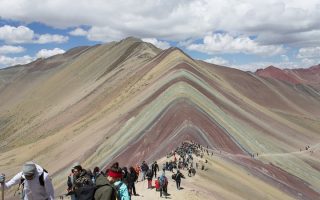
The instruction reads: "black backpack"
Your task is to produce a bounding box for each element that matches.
[20,169,48,187]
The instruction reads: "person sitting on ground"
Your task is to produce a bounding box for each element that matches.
[0,161,54,200]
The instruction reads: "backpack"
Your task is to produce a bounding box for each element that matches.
[76,182,123,200]
[20,169,48,187]
[171,174,176,180]
[159,176,167,187]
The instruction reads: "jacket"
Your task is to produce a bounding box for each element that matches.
[114,181,130,200]
[2,164,54,200]
[94,175,115,200]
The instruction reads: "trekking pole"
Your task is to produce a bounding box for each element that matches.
[1,182,4,200]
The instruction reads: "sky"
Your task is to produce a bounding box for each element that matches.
[0,0,320,71]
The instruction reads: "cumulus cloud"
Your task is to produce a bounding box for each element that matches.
[35,34,68,44]
[69,27,88,36]
[0,25,68,44]
[0,0,319,47]
[297,47,320,59]
[187,33,285,56]
[0,25,34,43]
[0,55,34,68]
[0,45,25,54]
[204,57,229,66]
[142,38,170,49]
[36,48,65,58]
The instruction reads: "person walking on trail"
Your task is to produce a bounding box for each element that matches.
[140,161,149,181]
[0,161,54,200]
[146,168,153,189]
[175,170,185,190]
[134,164,140,182]
[151,161,159,178]
[95,164,130,200]
[159,172,168,198]
[128,166,138,196]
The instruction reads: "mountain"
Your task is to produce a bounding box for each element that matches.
[0,37,319,199]
[255,65,320,90]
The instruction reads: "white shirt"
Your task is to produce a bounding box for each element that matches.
[2,164,54,200]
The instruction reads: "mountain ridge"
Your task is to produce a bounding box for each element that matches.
[0,37,319,200]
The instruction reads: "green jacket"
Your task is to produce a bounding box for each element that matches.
[94,175,116,200]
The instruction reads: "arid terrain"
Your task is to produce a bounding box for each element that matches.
[0,37,319,199]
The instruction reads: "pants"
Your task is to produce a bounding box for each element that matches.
[129,183,136,195]
[160,186,167,197]
[176,180,181,189]
[148,180,152,188]
[141,171,146,181]
[153,170,157,178]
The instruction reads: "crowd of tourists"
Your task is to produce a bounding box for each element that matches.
[0,141,210,200]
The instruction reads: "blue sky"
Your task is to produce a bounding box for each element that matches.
[0,0,319,71]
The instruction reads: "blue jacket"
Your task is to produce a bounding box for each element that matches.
[114,181,130,200]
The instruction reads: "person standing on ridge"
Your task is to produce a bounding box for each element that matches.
[0,161,54,200]
[151,161,159,178]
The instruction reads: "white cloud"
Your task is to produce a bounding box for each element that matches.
[0,25,68,44]
[0,25,34,43]
[69,28,88,36]
[297,47,320,58]
[35,34,69,44]
[0,55,34,68]
[204,57,229,66]
[0,45,25,54]
[36,48,65,58]
[142,38,170,49]
[86,26,126,42]
[281,55,289,62]
[187,33,285,56]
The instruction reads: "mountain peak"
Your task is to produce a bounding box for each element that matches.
[120,36,143,43]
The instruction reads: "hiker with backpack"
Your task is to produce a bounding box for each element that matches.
[0,161,54,200]
[95,164,130,200]
[175,170,185,190]
[158,172,168,198]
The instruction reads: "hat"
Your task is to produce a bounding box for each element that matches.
[107,169,122,179]
[22,162,36,176]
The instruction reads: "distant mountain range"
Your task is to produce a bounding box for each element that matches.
[0,37,319,199]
